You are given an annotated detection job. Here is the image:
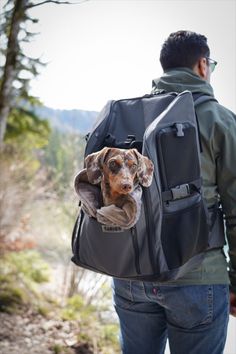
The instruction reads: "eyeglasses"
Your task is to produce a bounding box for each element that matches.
[206,57,218,73]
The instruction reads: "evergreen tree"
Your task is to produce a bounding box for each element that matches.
[0,0,34,144]
[0,0,86,146]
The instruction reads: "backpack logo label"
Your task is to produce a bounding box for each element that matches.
[102,225,124,233]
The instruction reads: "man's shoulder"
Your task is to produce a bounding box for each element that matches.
[197,98,236,129]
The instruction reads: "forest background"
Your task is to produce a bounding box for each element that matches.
[0,1,118,353]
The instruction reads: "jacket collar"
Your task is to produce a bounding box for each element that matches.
[152,67,215,97]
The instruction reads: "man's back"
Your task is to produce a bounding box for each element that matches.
[152,67,232,287]
[113,30,236,354]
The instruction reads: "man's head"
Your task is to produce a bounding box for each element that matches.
[160,30,216,82]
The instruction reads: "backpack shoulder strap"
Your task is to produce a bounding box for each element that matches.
[193,93,218,107]
[192,93,218,153]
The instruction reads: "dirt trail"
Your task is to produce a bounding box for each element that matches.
[0,308,94,354]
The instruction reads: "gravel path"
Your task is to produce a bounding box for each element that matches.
[0,309,92,354]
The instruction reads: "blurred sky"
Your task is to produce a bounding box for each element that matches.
[15,0,236,111]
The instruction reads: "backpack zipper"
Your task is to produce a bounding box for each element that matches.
[131,227,141,274]
[142,188,156,272]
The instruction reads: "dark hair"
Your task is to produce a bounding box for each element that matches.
[160,30,210,71]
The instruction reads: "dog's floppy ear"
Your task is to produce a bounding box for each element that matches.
[133,149,154,187]
[85,147,110,184]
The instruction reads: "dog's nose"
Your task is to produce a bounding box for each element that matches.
[121,183,132,192]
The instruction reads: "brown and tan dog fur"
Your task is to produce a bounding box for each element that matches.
[85,147,154,207]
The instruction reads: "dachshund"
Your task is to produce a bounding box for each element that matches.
[85,147,154,208]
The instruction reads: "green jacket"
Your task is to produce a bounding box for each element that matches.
[152,68,236,291]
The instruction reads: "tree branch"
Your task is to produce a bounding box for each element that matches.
[26,0,88,9]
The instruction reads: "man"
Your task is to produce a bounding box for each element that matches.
[113,31,236,354]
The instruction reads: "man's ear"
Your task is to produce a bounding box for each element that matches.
[132,149,154,187]
[193,57,208,80]
[85,147,110,184]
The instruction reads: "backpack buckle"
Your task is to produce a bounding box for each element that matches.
[171,184,190,200]
[125,135,136,146]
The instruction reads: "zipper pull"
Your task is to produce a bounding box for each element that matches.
[175,123,184,137]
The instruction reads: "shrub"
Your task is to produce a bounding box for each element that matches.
[0,250,50,312]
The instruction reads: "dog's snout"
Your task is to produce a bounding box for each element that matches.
[121,182,132,193]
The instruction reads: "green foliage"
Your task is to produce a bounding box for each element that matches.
[60,294,120,353]
[43,129,85,196]
[76,318,120,353]
[0,143,43,239]
[5,250,50,283]
[37,304,51,317]
[60,308,77,321]
[51,344,63,354]
[50,344,72,354]
[1,1,118,352]
[67,294,85,310]
[0,0,47,145]
[1,0,45,98]
[5,106,51,149]
[102,323,120,347]
[0,278,27,313]
[60,294,96,321]
[0,250,50,313]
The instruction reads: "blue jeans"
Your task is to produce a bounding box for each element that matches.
[112,279,229,354]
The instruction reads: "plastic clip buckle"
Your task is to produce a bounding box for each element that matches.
[125,135,136,147]
[171,184,190,200]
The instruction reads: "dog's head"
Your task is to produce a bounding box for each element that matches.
[85,147,154,194]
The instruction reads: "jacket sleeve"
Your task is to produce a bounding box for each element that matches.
[215,106,236,292]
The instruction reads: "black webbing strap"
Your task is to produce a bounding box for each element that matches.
[71,209,84,252]
[193,94,218,107]
[192,93,218,153]
[207,203,225,248]
[104,134,143,152]
[162,179,202,202]
[208,202,221,232]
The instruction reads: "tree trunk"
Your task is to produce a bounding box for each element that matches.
[0,0,27,146]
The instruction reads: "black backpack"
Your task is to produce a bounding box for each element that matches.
[71,90,225,281]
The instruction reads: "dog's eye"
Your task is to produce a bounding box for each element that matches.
[130,163,138,172]
[109,160,120,173]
